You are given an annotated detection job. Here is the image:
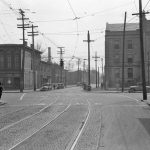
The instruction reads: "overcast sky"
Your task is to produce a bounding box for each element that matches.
[0,0,150,70]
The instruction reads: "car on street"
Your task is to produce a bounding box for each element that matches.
[56,83,64,89]
[128,83,150,93]
[40,83,52,91]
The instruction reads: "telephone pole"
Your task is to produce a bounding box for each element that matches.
[101,58,104,89]
[83,31,94,89]
[57,47,65,83]
[77,58,81,82]
[148,52,150,85]
[133,0,148,100]
[92,51,100,88]
[28,24,38,91]
[17,9,29,92]
[122,12,127,92]
[98,67,100,87]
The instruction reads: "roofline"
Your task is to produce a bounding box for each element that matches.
[0,44,42,54]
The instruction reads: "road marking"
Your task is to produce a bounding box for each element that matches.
[20,93,26,101]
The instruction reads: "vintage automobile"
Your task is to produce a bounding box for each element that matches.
[128,84,150,93]
[56,83,64,89]
[40,83,52,91]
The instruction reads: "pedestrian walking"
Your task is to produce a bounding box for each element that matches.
[0,82,3,100]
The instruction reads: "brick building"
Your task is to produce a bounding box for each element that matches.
[0,44,41,90]
[0,44,68,90]
[105,16,150,89]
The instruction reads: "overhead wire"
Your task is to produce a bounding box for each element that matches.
[66,0,79,61]
[143,0,150,10]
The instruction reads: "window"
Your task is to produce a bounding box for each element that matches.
[128,55,133,63]
[7,54,11,69]
[14,54,20,69]
[127,40,133,49]
[114,40,120,49]
[0,53,4,69]
[128,68,133,79]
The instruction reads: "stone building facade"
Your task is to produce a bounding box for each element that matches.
[105,16,150,89]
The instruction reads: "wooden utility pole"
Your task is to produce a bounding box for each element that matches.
[92,51,100,88]
[148,52,150,85]
[132,0,148,100]
[139,0,147,100]
[17,9,29,92]
[83,31,94,88]
[98,67,100,87]
[28,24,38,91]
[57,47,65,83]
[77,58,81,83]
[122,12,127,93]
[101,58,104,89]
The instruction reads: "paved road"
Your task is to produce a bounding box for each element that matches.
[0,87,150,150]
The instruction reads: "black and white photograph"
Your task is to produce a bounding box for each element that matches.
[0,0,150,149]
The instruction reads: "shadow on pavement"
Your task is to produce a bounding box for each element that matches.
[139,118,150,136]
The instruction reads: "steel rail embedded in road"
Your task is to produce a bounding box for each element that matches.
[8,104,71,150]
[0,99,58,132]
[66,99,91,150]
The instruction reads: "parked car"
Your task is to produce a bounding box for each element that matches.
[128,83,150,93]
[40,85,50,91]
[56,83,64,89]
[40,83,52,91]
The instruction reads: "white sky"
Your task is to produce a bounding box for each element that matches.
[0,0,150,71]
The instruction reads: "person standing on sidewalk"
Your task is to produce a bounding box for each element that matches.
[0,82,3,100]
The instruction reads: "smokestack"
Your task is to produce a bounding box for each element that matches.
[48,47,51,63]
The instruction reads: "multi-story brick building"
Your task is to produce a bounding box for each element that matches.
[0,44,68,90]
[105,15,150,89]
[0,44,42,90]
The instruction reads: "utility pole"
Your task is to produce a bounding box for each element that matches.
[148,52,150,85]
[57,47,65,83]
[98,67,100,87]
[133,0,148,100]
[101,58,104,89]
[17,9,29,92]
[122,12,127,93]
[28,24,38,91]
[92,51,100,88]
[77,58,81,83]
[83,31,94,89]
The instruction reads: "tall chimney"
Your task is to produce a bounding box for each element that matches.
[48,47,51,63]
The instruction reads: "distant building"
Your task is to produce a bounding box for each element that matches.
[105,15,150,89]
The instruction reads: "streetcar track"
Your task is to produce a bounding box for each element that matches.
[8,104,71,150]
[0,99,59,132]
[66,99,91,150]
